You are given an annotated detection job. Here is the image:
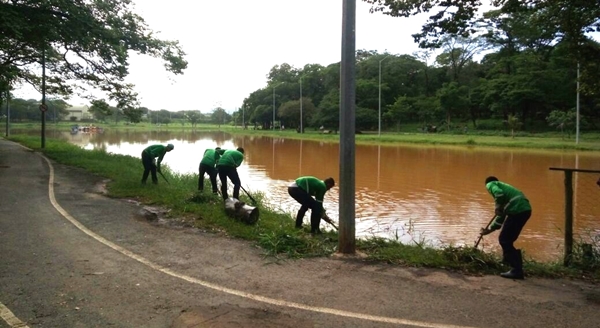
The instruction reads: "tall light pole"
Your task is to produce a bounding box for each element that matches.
[576,62,580,144]
[5,90,10,137]
[299,76,304,133]
[378,54,391,137]
[272,82,282,130]
[41,46,46,148]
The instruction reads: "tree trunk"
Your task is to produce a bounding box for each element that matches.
[224,197,259,225]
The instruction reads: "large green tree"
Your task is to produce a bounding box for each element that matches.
[0,0,187,105]
[363,0,600,47]
[546,109,583,138]
[278,98,317,130]
[437,81,470,130]
[46,98,70,121]
[312,89,340,132]
[211,107,231,127]
[89,99,112,122]
[435,36,488,82]
[3,98,38,121]
[250,104,273,130]
[185,111,202,128]
[122,107,143,123]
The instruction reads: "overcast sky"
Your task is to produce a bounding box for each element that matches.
[123,0,433,113]
[2,1,506,114]
[14,1,438,112]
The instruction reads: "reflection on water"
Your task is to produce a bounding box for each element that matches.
[18,128,600,261]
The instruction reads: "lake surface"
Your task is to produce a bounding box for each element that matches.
[20,128,600,261]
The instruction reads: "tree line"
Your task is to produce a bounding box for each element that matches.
[0,97,232,128]
[235,1,599,134]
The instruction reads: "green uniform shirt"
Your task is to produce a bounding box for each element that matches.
[144,144,168,169]
[200,148,225,167]
[295,176,328,210]
[486,181,531,230]
[216,149,244,168]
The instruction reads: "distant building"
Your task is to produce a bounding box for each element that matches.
[66,104,91,121]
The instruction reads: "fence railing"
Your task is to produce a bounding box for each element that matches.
[549,167,600,266]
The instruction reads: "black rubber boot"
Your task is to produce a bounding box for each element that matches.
[501,249,524,280]
[310,214,321,234]
[501,251,510,265]
[295,208,308,229]
[295,215,303,229]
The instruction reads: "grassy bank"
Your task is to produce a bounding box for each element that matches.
[6,134,600,281]
[11,121,600,151]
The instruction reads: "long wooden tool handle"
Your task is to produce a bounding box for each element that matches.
[474,215,496,248]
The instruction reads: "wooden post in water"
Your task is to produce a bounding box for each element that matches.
[550,167,600,266]
[550,167,577,266]
[563,170,574,266]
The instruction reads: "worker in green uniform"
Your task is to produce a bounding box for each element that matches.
[480,176,532,280]
[198,147,226,194]
[141,143,174,184]
[216,147,245,200]
[288,176,335,234]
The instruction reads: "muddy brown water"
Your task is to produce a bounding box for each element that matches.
[19,128,600,261]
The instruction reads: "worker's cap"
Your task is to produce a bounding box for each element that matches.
[166,143,174,150]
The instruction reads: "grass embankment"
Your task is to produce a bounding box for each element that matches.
[15,121,600,151]
[7,134,600,282]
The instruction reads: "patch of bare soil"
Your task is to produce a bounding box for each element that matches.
[172,304,314,328]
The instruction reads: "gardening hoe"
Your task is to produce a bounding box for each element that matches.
[474,215,496,248]
[215,182,223,197]
[158,171,170,184]
[323,216,338,230]
[240,185,258,205]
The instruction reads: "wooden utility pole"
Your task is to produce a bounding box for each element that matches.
[338,0,356,254]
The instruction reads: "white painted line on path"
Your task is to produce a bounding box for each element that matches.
[0,302,30,328]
